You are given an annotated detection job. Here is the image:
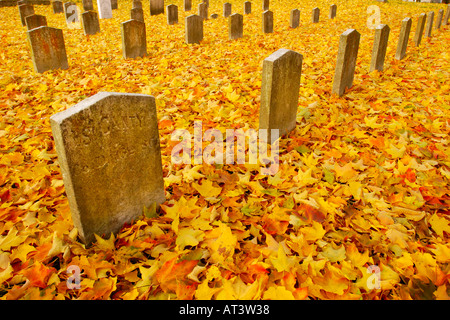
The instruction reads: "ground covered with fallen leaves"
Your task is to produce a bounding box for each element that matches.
[0,0,449,300]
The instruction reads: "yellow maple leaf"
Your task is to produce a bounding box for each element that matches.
[269,244,296,272]
[429,214,450,237]
[176,228,204,250]
[210,222,237,264]
[193,179,222,198]
[262,285,295,300]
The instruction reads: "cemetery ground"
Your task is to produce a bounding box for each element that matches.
[0,0,449,301]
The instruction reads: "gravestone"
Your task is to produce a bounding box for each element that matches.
[97,0,113,19]
[444,4,450,25]
[65,2,80,27]
[262,10,273,33]
[244,1,251,15]
[229,13,243,40]
[131,7,144,22]
[50,92,165,245]
[121,19,147,59]
[82,0,93,11]
[413,13,426,46]
[110,0,117,10]
[210,13,218,19]
[202,0,208,9]
[198,2,207,20]
[311,7,319,23]
[395,17,412,60]
[263,0,269,11]
[289,9,299,28]
[424,11,434,37]
[82,10,100,35]
[19,4,35,26]
[259,49,303,139]
[185,14,203,44]
[27,26,68,73]
[435,9,443,29]
[25,14,47,30]
[184,0,191,11]
[150,0,164,16]
[370,24,390,72]
[329,4,337,19]
[132,0,142,9]
[64,2,74,20]
[332,29,360,97]
[52,1,63,13]
[224,2,231,18]
[167,4,178,25]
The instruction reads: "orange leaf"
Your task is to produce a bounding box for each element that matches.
[298,204,326,223]
[23,261,54,288]
[155,258,198,292]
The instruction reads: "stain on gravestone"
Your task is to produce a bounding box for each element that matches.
[370,24,390,72]
[25,14,47,30]
[414,13,426,46]
[259,49,303,139]
[50,92,165,245]
[185,14,203,44]
[121,19,147,59]
[27,26,69,73]
[150,0,164,16]
[97,0,113,19]
[229,13,243,40]
[82,10,100,35]
[395,17,412,61]
[289,9,299,28]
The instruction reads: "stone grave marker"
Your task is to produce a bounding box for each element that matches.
[121,19,147,59]
[111,0,117,10]
[329,4,337,19]
[25,14,47,30]
[289,9,299,28]
[132,0,142,9]
[262,10,273,33]
[150,0,164,16]
[414,13,426,46]
[50,92,165,245]
[244,1,251,15]
[263,0,269,11]
[395,17,412,60]
[131,7,144,22]
[435,9,443,29]
[82,0,93,11]
[52,1,63,13]
[82,10,100,35]
[198,2,207,20]
[27,26,68,73]
[185,14,203,44]
[229,13,243,40]
[203,0,208,9]
[210,13,218,19]
[259,48,303,139]
[370,24,390,72]
[184,0,191,12]
[97,0,113,19]
[65,2,81,28]
[424,11,434,37]
[19,4,35,26]
[311,7,319,23]
[444,4,450,26]
[167,4,178,25]
[332,29,360,97]
[224,2,231,18]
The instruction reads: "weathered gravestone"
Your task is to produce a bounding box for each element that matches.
[198,2,207,20]
[244,1,251,15]
[27,26,68,73]
[424,11,434,37]
[311,7,319,23]
[131,7,144,22]
[184,0,191,11]
[82,0,93,11]
[97,0,113,19]
[150,0,164,16]
[259,49,303,139]
[121,19,147,59]
[167,4,178,25]
[329,4,337,19]
[210,13,218,19]
[110,0,117,10]
[229,13,243,40]
[370,24,390,72]
[19,4,35,26]
[395,17,412,60]
[185,14,203,44]
[414,13,426,46]
[50,92,165,245]
[444,4,450,25]
[435,9,443,29]
[262,10,273,33]
[262,0,269,11]
[52,1,63,13]
[82,10,100,35]
[25,14,47,30]
[64,2,80,28]
[289,9,299,28]
[332,29,360,97]
[223,2,231,18]
[132,0,142,9]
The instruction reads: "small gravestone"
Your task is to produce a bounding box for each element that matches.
[150,0,164,16]
[244,1,251,15]
[82,0,93,11]
[329,4,337,19]
[25,14,47,30]
[444,5,450,26]
[121,19,147,59]
[82,10,100,35]
[132,0,142,9]
[19,4,35,26]
[97,0,113,19]
[223,2,231,18]
[435,9,443,29]
[289,9,299,28]
[50,92,165,245]
[131,7,144,22]
[413,13,426,46]
[110,0,117,10]
[65,3,81,28]
[185,14,203,44]
[332,29,360,97]
[262,10,273,33]
[167,4,178,25]
[64,2,74,19]
[198,2,207,20]
[259,49,303,139]
[424,11,434,37]
[311,7,319,23]
[262,0,269,11]
[229,13,243,40]
[52,1,63,13]
[27,26,68,73]
[370,24,390,72]
[210,13,218,19]
[184,0,191,11]
[395,17,412,60]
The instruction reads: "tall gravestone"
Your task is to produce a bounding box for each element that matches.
[395,17,412,60]
[244,1,251,15]
[82,0,93,11]
[259,49,303,139]
[27,26,69,73]
[25,14,47,30]
[290,9,299,28]
[131,7,144,22]
[167,4,178,25]
[329,4,337,19]
[424,11,434,37]
[19,4,35,26]
[97,0,113,19]
[150,0,164,16]
[370,24,390,72]
[52,1,63,13]
[311,7,319,23]
[184,0,191,11]
[229,13,243,40]
[414,13,426,46]
[262,10,273,33]
[82,10,100,35]
[185,14,203,44]
[50,92,165,245]
[223,2,231,18]
[435,9,443,29]
[332,29,360,97]
[121,19,147,59]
